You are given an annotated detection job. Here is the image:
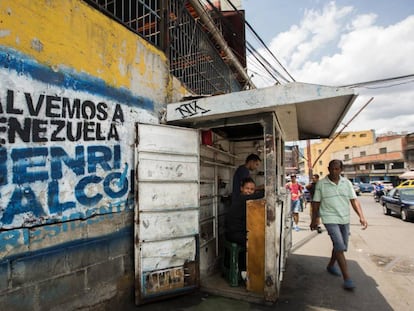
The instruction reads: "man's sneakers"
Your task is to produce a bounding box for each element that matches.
[343,279,356,290]
[317,226,322,233]
[326,266,356,290]
[326,265,342,277]
[293,225,300,232]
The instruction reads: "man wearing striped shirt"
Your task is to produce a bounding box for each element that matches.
[311,159,368,290]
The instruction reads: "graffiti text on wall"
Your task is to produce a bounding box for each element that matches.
[0,87,132,229]
[0,89,124,144]
[0,144,129,226]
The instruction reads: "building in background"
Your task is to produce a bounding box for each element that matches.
[285,145,300,176]
[306,130,375,177]
[404,132,414,170]
[332,133,410,185]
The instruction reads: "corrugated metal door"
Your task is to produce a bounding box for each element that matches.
[134,123,200,305]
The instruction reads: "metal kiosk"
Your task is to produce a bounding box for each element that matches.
[134,82,357,305]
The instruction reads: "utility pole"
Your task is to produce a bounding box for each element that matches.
[311,97,374,169]
[306,139,312,179]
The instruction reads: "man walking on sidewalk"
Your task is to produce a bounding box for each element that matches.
[310,159,368,290]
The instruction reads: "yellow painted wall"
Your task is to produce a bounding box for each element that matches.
[0,1,193,308]
[0,0,189,105]
[307,130,375,177]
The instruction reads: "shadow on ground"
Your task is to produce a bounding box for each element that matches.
[120,253,393,311]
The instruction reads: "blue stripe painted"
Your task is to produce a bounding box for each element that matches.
[0,222,133,263]
[0,47,155,110]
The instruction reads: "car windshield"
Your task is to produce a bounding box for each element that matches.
[400,188,414,200]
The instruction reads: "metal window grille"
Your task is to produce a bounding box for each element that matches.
[85,0,241,95]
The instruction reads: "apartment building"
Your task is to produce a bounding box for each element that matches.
[404,132,414,170]
[332,135,408,185]
[285,145,300,176]
[306,130,375,177]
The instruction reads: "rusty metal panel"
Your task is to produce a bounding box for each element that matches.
[143,267,185,296]
[139,210,198,240]
[141,237,196,271]
[137,154,199,181]
[138,183,199,210]
[135,123,200,305]
[137,123,198,154]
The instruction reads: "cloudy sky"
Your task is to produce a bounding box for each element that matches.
[242,0,414,135]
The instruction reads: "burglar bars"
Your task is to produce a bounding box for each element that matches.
[85,0,241,95]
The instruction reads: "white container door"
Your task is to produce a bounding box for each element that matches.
[134,123,200,305]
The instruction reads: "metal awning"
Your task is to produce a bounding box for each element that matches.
[166,82,357,141]
[399,171,414,179]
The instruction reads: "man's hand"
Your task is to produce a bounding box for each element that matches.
[309,202,320,231]
[360,217,368,230]
[310,218,318,231]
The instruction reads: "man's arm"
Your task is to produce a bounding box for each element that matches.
[243,189,265,201]
[350,198,368,229]
[310,201,320,230]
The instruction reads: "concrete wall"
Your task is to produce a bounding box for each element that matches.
[0,0,188,309]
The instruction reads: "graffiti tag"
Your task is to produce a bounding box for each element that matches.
[175,100,211,119]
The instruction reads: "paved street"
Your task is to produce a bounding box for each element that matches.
[124,194,414,311]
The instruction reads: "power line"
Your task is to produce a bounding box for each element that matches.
[311,97,374,169]
[340,74,414,88]
[364,79,414,89]
[246,43,291,83]
[222,0,295,83]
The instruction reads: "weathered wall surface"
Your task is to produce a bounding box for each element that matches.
[0,0,186,309]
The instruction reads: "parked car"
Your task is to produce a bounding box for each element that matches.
[353,183,361,196]
[397,179,414,188]
[381,187,414,221]
[359,183,374,193]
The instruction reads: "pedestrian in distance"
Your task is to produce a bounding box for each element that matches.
[310,159,368,290]
[286,174,303,232]
[307,174,322,233]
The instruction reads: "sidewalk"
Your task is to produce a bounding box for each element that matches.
[121,209,321,311]
[122,197,400,311]
[291,205,319,252]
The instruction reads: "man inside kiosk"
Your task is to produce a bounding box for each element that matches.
[231,154,263,201]
[225,177,265,278]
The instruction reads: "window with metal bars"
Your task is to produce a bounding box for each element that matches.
[85,0,241,95]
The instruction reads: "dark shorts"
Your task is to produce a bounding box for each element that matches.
[324,223,350,252]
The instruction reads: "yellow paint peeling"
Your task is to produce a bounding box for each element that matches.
[0,0,168,90]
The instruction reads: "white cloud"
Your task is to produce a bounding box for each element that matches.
[248,2,414,134]
[269,2,353,70]
[348,13,377,30]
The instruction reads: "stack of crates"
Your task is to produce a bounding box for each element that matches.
[221,240,245,287]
